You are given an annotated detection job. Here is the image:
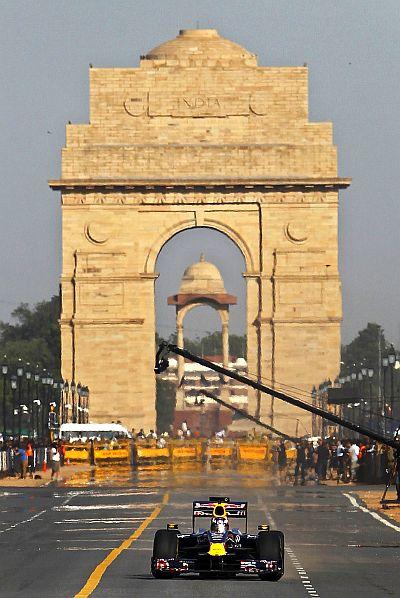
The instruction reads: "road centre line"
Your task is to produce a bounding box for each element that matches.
[343,493,400,533]
[74,492,169,598]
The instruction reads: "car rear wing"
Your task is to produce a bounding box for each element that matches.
[192,497,248,532]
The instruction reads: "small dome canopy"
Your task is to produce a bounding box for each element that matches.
[179,253,226,294]
[235,357,247,368]
[142,29,257,67]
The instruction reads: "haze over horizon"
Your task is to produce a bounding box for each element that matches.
[1,1,400,345]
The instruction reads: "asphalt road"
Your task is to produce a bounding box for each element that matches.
[0,464,399,597]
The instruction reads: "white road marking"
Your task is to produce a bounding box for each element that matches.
[0,509,47,534]
[54,503,154,511]
[56,546,153,551]
[0,492,21,497]
[57,538,122,543]
[343,493,400,533]
[0,490,76,535]
[57,547,113,551]
[284,546,320,597]
[54,490,157,498]
[61,527,136,532]
[259,497,320,598]
[54,517,145,524]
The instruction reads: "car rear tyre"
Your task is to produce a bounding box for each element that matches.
[257,530,284,581]
[152,530,179,579]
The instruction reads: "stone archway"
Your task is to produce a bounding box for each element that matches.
[50,28,350,436]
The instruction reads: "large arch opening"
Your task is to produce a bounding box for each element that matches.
[155,227,246,346]
[154,227,248,435]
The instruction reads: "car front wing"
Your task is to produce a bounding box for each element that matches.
[151,556,282,575]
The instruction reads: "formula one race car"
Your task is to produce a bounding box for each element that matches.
[151,497,284,581]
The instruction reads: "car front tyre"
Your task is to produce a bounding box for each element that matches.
[257,530,284,581]
[151,529,179,579]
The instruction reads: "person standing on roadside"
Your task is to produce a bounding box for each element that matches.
[50,442,61,481]
[294,440,307,485]
[349,440,360,482]
[315,439,330,483]
[58,440,66,467]
[336,440,345,483]
[277,439,287,484]
[14,446,28,479]
[26,440,35,478]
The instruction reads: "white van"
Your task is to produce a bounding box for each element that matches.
[59,423,131,443]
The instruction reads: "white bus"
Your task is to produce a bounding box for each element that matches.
[59,423,131,443]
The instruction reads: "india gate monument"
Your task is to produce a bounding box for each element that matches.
[49,29,350,435]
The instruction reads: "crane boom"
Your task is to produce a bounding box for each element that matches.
[155,342,400,450]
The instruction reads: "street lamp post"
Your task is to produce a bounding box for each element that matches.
[388,345,396,431]
[2,359,8,441]
[47,375,53,444]
[18,404,28,439]
[16,361,23,441]
[367,367,374,429]
[71,380,76,424]
[382,356,389,434]
[77,383,82,424]
[34,371,40,437]
[350,372,357,427]
[10,376,17,441]
[25,368,32,438]
[41,373,47,442]
[84,386,89,423]
[63,380,69,423]
[338,376,345,439]
[33,399,40,437]
[357,371,364,427]
[86,386,90,423]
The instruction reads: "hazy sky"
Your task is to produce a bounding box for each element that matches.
[1,1,399,345]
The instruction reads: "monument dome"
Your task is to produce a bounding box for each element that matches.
[142,29,257,67]
[179,253,226,294]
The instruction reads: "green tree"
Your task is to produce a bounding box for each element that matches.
[341,323,388,376]
[156,378,176,433]
[0,296,61,376]
[155,331,247,359]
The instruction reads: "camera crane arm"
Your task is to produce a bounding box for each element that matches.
[155,342,400,450]
[194,388,298,442]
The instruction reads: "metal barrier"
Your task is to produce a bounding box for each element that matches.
[64,444,90,463]
[94,441,131,464]
[206,441,235,461]
[169,440,203,462]
[0,449,13,475]
[0,440,273,473]
[133,442,170,464]
[236,441,270,462]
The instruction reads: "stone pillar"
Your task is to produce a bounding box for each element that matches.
[177,323,184,383]
[222,321,229,368]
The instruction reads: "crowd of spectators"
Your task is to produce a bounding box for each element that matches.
[133,421,207,446]
[273,437,397,489]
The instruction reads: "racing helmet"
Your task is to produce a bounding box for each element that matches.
[210,516,229,533]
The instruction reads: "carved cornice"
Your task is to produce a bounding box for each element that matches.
[49,177,350,192]
[57,188,342,206]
